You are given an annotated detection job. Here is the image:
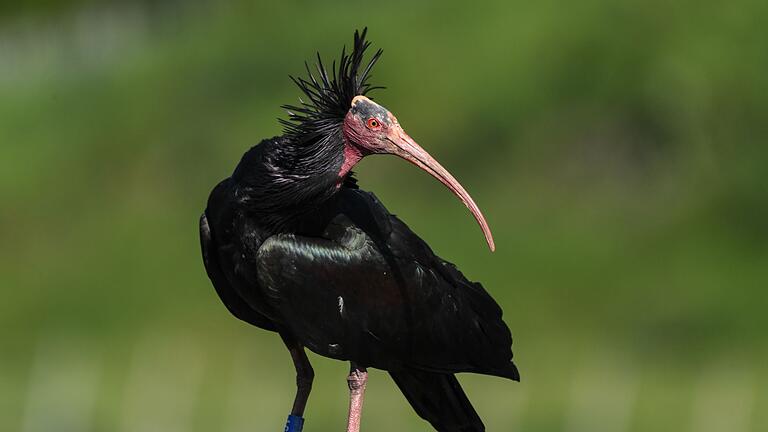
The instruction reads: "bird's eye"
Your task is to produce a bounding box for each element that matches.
[366,118,381,129]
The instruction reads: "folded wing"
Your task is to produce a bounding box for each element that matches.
[255,189,518,380]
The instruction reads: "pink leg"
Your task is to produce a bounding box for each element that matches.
[346,364,368,432]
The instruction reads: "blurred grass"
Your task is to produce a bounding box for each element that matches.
[1,0,767,431]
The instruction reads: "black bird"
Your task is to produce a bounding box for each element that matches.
[200,29,518,432]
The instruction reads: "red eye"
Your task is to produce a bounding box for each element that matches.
[366,118,381,129]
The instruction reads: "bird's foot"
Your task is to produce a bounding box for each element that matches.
[347,369,368,394]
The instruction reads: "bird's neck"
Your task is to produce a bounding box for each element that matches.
[232,133,357,232]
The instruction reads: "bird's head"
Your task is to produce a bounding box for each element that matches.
[343,95,495,251]
[282,29,495,251]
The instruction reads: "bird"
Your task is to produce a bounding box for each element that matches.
[199,29,518,432]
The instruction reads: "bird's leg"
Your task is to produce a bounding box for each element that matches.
[345,363,368,432]
[280,333,314,432]
[287,346,314,416]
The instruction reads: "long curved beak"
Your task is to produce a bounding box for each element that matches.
[384,127,496,252]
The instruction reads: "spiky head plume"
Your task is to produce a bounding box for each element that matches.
[280,28,383,141]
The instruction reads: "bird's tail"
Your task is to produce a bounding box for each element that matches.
[389,369,484,432]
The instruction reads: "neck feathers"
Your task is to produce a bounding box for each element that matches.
[232,134,347,231]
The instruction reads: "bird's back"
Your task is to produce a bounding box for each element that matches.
[254,187,519,379]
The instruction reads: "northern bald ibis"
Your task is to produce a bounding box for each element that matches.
[200,29,518,432]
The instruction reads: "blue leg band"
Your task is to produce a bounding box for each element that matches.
[284,414,304,432]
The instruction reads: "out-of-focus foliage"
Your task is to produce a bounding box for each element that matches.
[1,1,766,431]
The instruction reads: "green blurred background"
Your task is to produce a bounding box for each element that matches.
[1,1,766,431]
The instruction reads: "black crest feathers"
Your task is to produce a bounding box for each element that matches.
[280,28,383,140]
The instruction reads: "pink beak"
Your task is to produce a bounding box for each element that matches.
[384,127,496,252]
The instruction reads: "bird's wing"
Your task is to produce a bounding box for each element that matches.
[200,180,277,331]
[255,188,518,379]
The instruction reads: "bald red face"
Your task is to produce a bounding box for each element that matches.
[342,96,399,154]
[341,95,496,252]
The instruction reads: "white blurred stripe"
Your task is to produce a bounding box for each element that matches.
[690,363,754,432]
[563,355,636,432]
[20,337,101,432]
[119,336,205,432]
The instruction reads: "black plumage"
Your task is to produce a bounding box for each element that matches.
[200,29,518,432]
